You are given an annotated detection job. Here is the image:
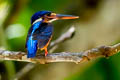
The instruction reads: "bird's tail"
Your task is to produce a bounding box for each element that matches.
[26,39,38,58]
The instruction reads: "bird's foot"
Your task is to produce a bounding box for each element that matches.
[45,48,48,56]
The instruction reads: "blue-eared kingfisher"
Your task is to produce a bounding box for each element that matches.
[26,11,79,58]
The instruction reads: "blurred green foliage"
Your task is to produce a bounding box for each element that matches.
[65,52,120,80]
[0,0,120,80]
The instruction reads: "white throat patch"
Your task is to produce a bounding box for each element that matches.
[32,18,42,24]
[48,19,57,23]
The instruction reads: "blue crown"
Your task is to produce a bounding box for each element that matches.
[31,11,51,24]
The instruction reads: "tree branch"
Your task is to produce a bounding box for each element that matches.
[1,26,120,80]
[0,43,120,64]
[11,26,76,80]
[49,26,75,49]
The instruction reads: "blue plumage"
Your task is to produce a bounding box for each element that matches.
[26,10,79,58]
[33,23,53,48]
[26,20,53,58]
[26,38,38,58]
[31,11,51,24]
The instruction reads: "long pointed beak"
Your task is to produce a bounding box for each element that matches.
[56,14,79,20]
[48,13,79,20]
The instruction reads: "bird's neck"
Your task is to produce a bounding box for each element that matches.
[32,21,50,26]
[32,21,52,30]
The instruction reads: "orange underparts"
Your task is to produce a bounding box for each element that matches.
[41,45,49,56]
[40,36,52,56]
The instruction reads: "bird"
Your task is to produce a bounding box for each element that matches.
[26,10,79,58]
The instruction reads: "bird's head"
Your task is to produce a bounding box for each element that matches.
[31,11,79,24]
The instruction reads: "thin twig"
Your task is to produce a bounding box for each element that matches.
[49,26,75,49]
[11,26,76,80]
[12,63,35,80]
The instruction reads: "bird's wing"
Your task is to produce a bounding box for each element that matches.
[32,23,53,49]
[25,22,41,48]
[25,24,39,58]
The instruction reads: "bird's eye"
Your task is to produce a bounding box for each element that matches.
[46,13,51,16]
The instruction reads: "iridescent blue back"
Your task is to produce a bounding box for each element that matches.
[26,22,53,58]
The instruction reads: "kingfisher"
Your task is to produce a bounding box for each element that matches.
[26,11,79,58]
